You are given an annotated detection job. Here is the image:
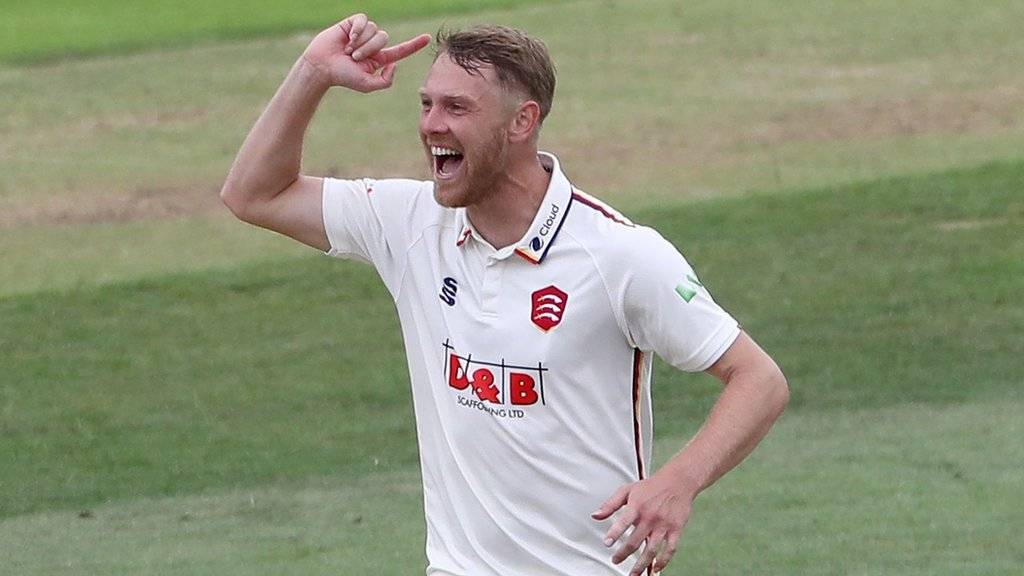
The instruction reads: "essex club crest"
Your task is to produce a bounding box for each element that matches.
[531,285,569,332]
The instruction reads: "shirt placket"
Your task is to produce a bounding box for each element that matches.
[480,255,504,317]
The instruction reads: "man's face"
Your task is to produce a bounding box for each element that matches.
[419,53,515,208]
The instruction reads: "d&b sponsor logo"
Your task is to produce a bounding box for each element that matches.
[442,340,546,416]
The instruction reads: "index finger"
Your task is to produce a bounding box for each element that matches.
[375,33,432,64]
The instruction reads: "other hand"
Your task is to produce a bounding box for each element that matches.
[302,13,431,93]
[591,473,696,575]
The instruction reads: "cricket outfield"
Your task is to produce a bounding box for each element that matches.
[1,1,1022,573]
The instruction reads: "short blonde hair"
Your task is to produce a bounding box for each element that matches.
[435,25,556,123]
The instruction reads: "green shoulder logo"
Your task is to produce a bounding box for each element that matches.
[674,274,703,303]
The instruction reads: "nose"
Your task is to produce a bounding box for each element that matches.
[419,106,448,136]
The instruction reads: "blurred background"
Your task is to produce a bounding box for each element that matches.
[2,1,1021,573]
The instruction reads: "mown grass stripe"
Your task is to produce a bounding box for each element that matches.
[0,0,561,65]
[3,399,1020,574]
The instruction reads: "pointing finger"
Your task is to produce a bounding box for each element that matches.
[375,33,432,64]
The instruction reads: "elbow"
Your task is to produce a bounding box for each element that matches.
[771,365,790,415]
[219,180,242,214]
[219,181,255,223]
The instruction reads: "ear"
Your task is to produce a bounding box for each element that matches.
[507,100,541,144]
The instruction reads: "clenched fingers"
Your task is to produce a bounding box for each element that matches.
[348,20,379,54]
[352,30,388,61]
[342,13,368,50]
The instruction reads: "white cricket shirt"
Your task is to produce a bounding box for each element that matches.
[322,153,740,576]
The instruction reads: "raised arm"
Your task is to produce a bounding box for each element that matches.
[219,14,430,250]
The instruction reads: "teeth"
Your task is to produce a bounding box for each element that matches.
[431,146,461,157]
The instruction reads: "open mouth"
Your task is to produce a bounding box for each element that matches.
[431,145,464,179]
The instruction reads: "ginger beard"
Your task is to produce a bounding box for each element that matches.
[428,125,510,208]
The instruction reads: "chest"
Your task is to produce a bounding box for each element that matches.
[403,232,624,370]
[395,228,638,429]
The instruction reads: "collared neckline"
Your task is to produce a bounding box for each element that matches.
[454,151,573,265]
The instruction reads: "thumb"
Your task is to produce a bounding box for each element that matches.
[591,484,632,520]
[357,63,397,93]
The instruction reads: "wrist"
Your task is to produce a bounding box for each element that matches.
[658,456,706,501]
[294,54,334,94]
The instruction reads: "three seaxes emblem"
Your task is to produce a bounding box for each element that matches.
[531,285,569,332]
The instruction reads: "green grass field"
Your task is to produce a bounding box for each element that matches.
[2,0,1022,574]
[3,0,1024,296]
[0,0,557,64]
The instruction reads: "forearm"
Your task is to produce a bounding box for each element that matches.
[660,362,789,497]
[220,57,330,214]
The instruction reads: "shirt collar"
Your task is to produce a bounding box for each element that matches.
[455,151,573,265]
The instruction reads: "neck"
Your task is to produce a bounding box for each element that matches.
[467,150,551,250]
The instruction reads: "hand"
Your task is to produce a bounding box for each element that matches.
[591,473,696,575]
[301,13,431,93]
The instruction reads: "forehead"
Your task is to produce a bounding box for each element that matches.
[420,53,502,101]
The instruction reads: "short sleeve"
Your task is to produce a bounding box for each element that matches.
[621,228,740,372]
[321,177,430,295]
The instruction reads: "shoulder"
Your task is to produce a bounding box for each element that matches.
[324,177,450,224]
[324,176,432,202]
[563,188,682,271]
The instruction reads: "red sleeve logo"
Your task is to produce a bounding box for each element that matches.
[531,285,569,332]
